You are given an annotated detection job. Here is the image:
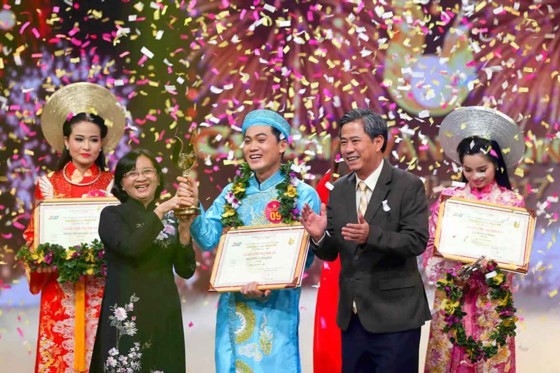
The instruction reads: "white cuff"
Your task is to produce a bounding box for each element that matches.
[311,230,329,245]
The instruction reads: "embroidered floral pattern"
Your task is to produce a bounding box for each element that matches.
[154,212,177,248]
[104,294,150,373]
[37,334,58,370]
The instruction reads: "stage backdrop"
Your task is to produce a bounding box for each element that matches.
[0,0,558,369]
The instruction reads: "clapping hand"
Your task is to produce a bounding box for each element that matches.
[341,213,369,245]
[299,203,327,242]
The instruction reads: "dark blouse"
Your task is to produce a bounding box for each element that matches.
[90,198,195,372]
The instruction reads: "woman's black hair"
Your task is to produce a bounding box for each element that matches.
[56,112,109,171]
[112,149,165,203]
[457,136,512,190]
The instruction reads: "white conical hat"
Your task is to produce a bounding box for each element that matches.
[439,106,524,168]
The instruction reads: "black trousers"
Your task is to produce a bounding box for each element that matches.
[341,314,421,373]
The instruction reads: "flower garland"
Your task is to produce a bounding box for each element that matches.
[436,260,517,363]
[16,240,106,284]
[221,162,300,228]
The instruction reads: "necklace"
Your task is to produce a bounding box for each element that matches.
[221,162,300,228]
[62,163,102,186]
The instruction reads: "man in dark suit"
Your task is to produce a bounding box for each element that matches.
[301,108,431,373]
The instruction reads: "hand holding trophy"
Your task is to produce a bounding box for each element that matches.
[173,134,200,217]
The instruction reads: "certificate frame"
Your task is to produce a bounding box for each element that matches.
[209,223,310,292]
[434,196,536,273]
[34,197,120,248]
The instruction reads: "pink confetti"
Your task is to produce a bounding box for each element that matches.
[19,21,30,34]
[137,55,148,65]
[12,221,25,230]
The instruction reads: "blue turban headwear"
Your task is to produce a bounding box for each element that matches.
[241,109,291,140]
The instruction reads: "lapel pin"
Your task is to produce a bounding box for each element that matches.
[382,200,391,212]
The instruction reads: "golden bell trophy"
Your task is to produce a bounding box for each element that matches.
[172,135,200,217]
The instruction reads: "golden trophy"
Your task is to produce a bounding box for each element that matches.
[172,135,200,217]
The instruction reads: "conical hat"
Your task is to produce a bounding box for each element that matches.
[41,82,126,152]
[439,106,524,168]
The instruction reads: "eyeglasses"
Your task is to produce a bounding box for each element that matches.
[123,168,157,179]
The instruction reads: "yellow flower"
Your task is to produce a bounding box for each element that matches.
[492,273,505,285]
[492,343,510,364]
[31,252,44,263]
[497,293,510,307]
[284,185,297,198]
[65,249,76,260]
[232,183,246,195]
[86,267,95,275]
[442,299,460,314]
[501,318,514,328]
[222,205,236,218]
[85,251,95,263]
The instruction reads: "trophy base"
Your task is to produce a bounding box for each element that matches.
[174,206,200,218]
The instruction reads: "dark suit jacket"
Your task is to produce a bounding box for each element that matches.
[312,159,431,333]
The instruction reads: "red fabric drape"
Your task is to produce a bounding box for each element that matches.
[313,171,342,373]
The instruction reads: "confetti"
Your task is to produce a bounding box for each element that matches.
[0,3,559,368]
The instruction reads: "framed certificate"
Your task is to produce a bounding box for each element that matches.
[209,224,310,292]
[34,197,120,248]
[434,196,536,273]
